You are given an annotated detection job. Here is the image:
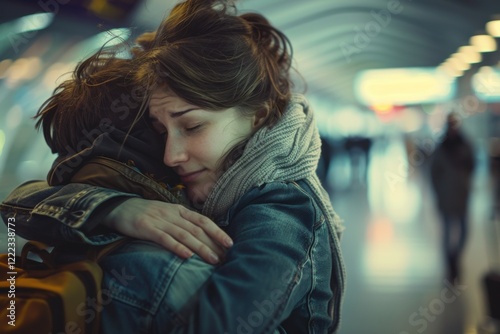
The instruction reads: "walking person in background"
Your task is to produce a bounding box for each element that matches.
[317,135,333,190]
[430,112,475,284]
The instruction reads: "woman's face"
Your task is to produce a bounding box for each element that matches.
[149,89,256,206]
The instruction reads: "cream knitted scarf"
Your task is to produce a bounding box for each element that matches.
[201,94,343,235]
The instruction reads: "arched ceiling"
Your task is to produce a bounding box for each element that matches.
[2,0,500,105]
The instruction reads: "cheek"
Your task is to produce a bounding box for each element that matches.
[217,122,251,154]
[199,130,235,163]
[192,118,251,167]
[186,169,219,204]
[189,135,225,168]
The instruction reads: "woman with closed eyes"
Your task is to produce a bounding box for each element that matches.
[1,0,346,333]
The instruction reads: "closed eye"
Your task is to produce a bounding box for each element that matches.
[186,124,202,132]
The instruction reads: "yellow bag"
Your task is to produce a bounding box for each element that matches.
[0,240,127,334]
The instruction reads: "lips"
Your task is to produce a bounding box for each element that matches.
[178,169,205,183]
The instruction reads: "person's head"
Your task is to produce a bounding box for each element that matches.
[35,54,147,156]
[445,112,461,138]
[133,0,295,204]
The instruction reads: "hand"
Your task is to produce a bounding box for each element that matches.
[103,198,233,264]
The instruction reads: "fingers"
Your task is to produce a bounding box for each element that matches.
[152,230,194,259]
[177,207,230,260]
[179,206,234,248]
[108,200,232,265]
[138,221,196,260]
[150,223,222,264]
[182,223,226,259]
[169,206,228,263]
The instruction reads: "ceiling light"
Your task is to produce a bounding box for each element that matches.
[452,52,468,63]
[448,56,470,71]
[11,12,54,34]
[439,62,463,77]
[479,66,494,73]
[355,68,456,105]
[458,45,482,63]
[470,34,497,52]
[486,19,500,37]
[472,68,500,102]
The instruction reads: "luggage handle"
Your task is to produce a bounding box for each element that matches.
[20,241,56,269]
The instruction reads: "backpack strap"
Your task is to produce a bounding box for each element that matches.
[20,238,131,269]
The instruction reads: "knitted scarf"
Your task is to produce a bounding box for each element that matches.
[201,94,343,235]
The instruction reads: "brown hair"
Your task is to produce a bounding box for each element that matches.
[132,0,294,171]
[35,0,295,172]
[34,46,149,156]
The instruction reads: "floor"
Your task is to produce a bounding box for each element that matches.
[329,137,500,334]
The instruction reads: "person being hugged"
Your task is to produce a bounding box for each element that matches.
[1,0,346,333]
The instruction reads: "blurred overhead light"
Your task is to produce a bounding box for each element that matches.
[451,52,467,63]
[470,34,497,52]
[472,67,500,102]
[457,46,482,64]
[486,19,500,37]
[371,104,394,115]
[439,62,463,77]
[0,59,12,79]
[355,68,456,105]
[85,0,140,22]
[6,57,43,84]
[370,105,406,123]
[479,66,494,73]
[88,28,131,48]
[14,13,54,34]
[450,54,471,71]
[0,13,53,43]
[42,62,75,87]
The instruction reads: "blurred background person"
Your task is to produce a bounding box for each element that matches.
[430,112,476,284]
[317,135,333,191]
[489,137,500,222]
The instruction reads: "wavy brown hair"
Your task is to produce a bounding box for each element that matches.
[34,47,148,156]
[132,0,294,171]
[35,0,296,172]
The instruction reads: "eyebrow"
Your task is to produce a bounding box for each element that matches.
[169,108,197,118]
[149,108,197,122]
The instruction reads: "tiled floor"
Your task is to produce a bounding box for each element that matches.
[330,138,499,334]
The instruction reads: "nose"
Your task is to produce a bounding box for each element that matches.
[163,135,188,167]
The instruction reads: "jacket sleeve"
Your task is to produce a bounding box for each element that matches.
[180,182,327,334]
[0,180,138,246]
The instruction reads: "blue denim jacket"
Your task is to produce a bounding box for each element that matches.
[1,179,343,333]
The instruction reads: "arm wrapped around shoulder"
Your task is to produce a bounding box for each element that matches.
[180,181,337,334]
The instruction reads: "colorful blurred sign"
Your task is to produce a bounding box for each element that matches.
[355,67,457,105]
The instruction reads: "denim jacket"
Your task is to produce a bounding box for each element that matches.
[1,174,343,334]
[1,111,345,332]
